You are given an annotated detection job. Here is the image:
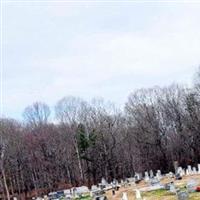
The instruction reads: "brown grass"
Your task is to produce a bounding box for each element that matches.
[106,175,200,200]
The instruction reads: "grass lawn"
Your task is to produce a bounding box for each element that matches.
[142,189,200,200]
[75,195,92,200]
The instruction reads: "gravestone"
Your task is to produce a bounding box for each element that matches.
[177,191,189,200]
[177,167,184,176]
[134,173,140,183]
[64,189,71,196]
[187,179,198,193]
[64,195,72,200]
[192,167,197,174]
[156,170,162,180]
[150,177,160,186]
[100,178,110,190]
[198,164,200,174]
[92,186,106,200]
[112,178,118,186]
[164,182,173,190]
[120,179,124,187]
[135,189,142,200]
[145,171,149,177]
[168,172,174,178]
[95,195,107,200]
[150,170,154,178]
[144,171,149,182]
[43,196,48,200]
[121,192,128,200]
[91,185,101,197]
[187,165,192,175]
[175,173,182,180]
[138,173,143,180]
[169,183,176,193]
[127,177,135,182]
[101,178,107,186]
[91,185,99,191]
[76,186,89,195]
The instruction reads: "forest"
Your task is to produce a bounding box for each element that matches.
[1,69,200,199]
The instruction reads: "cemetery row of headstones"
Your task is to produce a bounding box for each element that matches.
[25,164,200,200]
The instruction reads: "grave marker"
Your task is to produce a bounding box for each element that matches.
[192,167,197,174]
[187,179,198,193]
[169,183,176,193]
[187,165,192,175]
[144,171,149,182]
[121,192,128,200]
[135,189,142,200]
[177,191,189,200]
[150,170,154,178]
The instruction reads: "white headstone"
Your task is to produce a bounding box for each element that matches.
[150,170,154,178]
[139,173,143,180]
[170,183,176,193]
[187,165,192,174]
[64,189,71,195]
[91,185,99,191]
[156,170,162,180]
[177,167,184,176]
[144,171,149,182]
[44,196,48,200]
[168,172,174,178]
[101,178,107,185]
[193,167,197,174]
[135,189,142,199]
[134,173,140,181]
[198,164,200,174]
[76,186,89,194]
[121,192,128,200]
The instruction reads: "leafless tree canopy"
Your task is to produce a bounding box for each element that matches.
[1,70,200,199]
[23,102,50,127]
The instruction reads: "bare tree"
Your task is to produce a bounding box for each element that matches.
[23,102,50,127]
[0,128,10,200]
[1,68,200,198]
[55,96,89,183]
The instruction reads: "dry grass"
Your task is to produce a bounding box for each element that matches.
[106,175,200,200]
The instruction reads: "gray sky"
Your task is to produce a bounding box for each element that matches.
[2,1,200,119]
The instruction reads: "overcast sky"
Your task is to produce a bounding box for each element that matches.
[3,1,200,119]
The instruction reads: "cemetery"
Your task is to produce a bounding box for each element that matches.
[28,165,200,200]
[2,2,200,200]
[2,68,200,200]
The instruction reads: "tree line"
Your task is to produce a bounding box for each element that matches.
[1,69,200,199]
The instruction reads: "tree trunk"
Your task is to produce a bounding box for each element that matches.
[75,142,84,183]
[1,167,10,200]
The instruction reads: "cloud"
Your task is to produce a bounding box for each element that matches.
[4,4,200,119]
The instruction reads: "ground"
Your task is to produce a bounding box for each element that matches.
[105,175,200,200]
